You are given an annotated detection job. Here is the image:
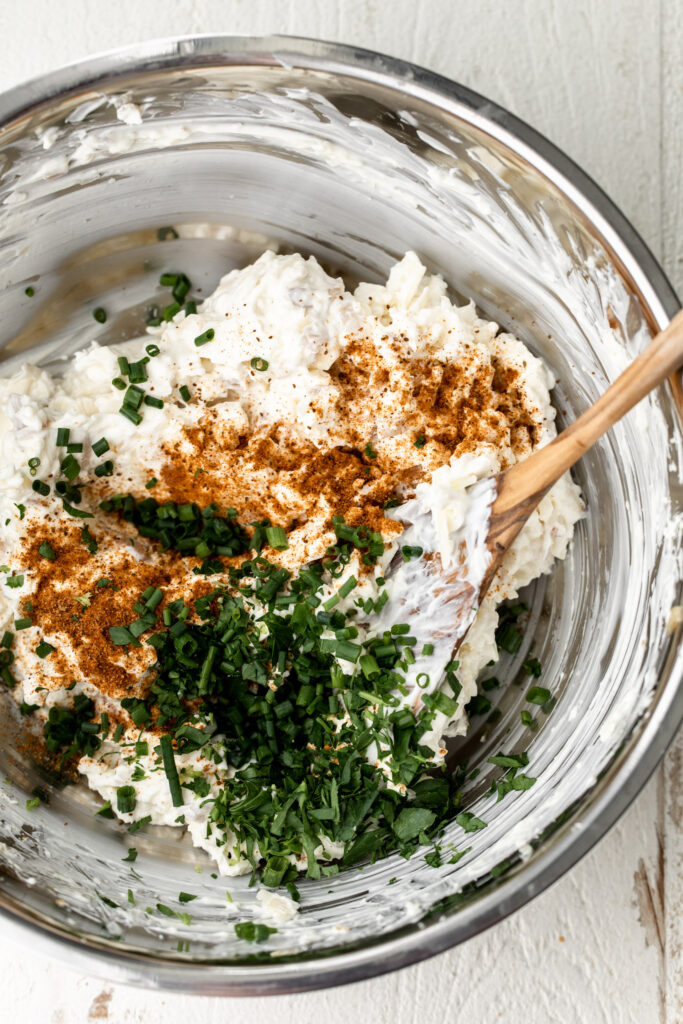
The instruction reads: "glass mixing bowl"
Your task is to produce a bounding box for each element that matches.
[0,36,680,995]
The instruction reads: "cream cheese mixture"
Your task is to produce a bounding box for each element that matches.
[0,251,584,878]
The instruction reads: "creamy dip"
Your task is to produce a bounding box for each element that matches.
[0,251,584,878]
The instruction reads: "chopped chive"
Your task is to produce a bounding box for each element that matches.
[250,357,269,371]
[128,359,148,384]
[14,618,32,630]
[55,427,70,446]
[179,384,191,402]
[145,344,160,357]
[116,785,137,814]
[194,328,215,347]
[92,438,109,457]
[159,734,183,807]
[60,454,80,481]
[414,434,426,448]
[94,460,114,477]
[144,395,164,409]
[184,300,197,315]
[93,307,107,323]
[159,272,179,287]
[172,275,191,302]
[162,301,181,321]
[145,477,157,490]
[61,499,93,519]
[27,457,41,476]
[119,406,143,426]
[122,384,144,409]
[112,377,127,391]
[265,526,288,550]
[338,575,357,599]
[24,286,35,297]
[66,442,83,454]
[35,640,56,658]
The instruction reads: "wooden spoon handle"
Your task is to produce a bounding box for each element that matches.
[488,307,683,555]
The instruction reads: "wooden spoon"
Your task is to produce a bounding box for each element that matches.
[484,307,683,590]
[372,308,683,714]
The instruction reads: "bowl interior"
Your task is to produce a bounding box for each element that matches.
[0,45,680,988]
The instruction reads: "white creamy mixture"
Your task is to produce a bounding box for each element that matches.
[0,251,584,876]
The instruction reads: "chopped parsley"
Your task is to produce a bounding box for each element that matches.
[38,541,56,561]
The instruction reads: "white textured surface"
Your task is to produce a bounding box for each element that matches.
[0,2,681,1022]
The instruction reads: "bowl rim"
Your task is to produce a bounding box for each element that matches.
[0,32,680,996]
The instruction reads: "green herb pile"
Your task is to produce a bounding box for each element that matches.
[111,528,466,885]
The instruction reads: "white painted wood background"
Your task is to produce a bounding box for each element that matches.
[0,1,681,1021]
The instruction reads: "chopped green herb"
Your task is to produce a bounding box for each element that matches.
[81,525,98,554]
[265,526,289,551]
[116,786,137,814]
[455,811,488,833]
[127,815,152,833]
[194,328,215,347]
[250,357,269,371]
[92,437,110,457]
[38,541,56,561]
[526,686,551,705]
[234,922,277,943]
[160,733,183,807]
[93,307,107,323]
